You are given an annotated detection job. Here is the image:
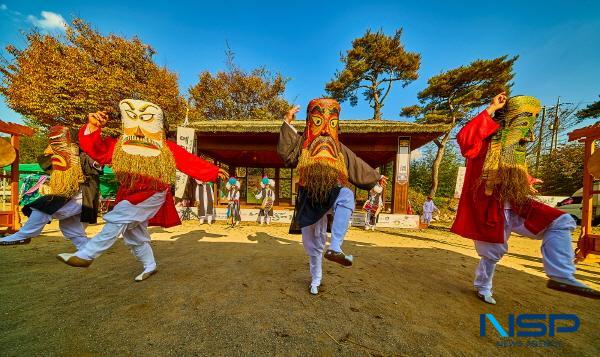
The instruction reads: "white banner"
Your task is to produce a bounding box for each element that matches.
[213,208,294,223]
[396,139,410,184]
[175,208,420,228]
[351,212,419,228]
[454,166,466,198]
[175,127,196,198]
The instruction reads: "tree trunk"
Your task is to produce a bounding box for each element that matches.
[373,102,382,120]
[371,81,382,120]
[429,130,452,197]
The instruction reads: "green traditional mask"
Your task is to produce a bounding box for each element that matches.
[495,96,540,164]
[482,95,541,204]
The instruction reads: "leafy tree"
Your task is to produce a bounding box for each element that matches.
[576,95,600,120]
[537,143,584,196]
[402,55,516,196]
[0,18,185,132]
[188,48,291,121]
[16,118,48,164]
[410,142,463,197]
[325,29,420,120]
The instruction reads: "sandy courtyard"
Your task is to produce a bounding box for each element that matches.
[1,219,599,356]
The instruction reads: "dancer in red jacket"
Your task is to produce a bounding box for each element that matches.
[57,99,227,281]
[451,92,599,303]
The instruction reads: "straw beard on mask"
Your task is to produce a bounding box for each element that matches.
[47,126,85,197]
[297,135,348,204]
[111,138,176,189]
[49,154,85,197]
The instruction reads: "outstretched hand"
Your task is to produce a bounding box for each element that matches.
[284,105,300,124]
[87,111,109,132]
[530,177,543,194]
[486,92,507,115]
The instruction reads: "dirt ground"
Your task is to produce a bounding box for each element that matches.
[1,219,599,356]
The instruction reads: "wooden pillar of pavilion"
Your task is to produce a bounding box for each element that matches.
[391,137,411,214]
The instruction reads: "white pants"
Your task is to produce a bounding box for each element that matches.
[302,215,328,287]
[76,191,166,273]
[474,211,578,295]
[0,193,88,250]
[258,214,272,225]
[422,212,433,224]
[301,187,354,287]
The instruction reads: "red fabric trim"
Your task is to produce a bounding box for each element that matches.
[166,141,219,182]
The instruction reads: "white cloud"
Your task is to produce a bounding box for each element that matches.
[0,4,7,11]
[27,11,67,31]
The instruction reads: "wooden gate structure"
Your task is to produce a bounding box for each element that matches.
[0,120,34,233]
[568,122,600,260]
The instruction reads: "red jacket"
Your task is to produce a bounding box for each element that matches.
[79,125,219,228]
[450,110,563,243]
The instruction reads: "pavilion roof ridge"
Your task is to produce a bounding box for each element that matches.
[180,120,450,134]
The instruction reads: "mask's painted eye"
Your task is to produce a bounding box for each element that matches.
[330,119,338,129]
[125,110,137,119]
[312,116,323,126]
[139,113,155,121]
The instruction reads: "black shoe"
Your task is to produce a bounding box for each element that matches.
[0,238,31,246]
[547,279,600,299]
[324,250,353,267]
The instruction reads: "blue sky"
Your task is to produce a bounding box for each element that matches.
[1,0,599,125]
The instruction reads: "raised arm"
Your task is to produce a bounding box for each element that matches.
[456,92,507,159]
[166,141,226,183]
[277,106,303,167]
[78,111,117,165]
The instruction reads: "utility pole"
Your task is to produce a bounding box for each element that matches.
[534,106,546,175]
[550,96,560,151]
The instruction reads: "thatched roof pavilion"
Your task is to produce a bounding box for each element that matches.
[186,120,449,168]
[179,119,450,214]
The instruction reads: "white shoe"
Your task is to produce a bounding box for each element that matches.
[477,292,496,305]
[310,285,319,295]
[207,220,212,225]
[56,253,93,267]
[135,269,157,282]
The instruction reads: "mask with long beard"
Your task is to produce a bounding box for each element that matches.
[482,95,540,205]
[111,99,176,189]
[47,126,85,197]
[297,98,348,204]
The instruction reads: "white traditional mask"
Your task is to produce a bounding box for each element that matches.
[119,99,165,157]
